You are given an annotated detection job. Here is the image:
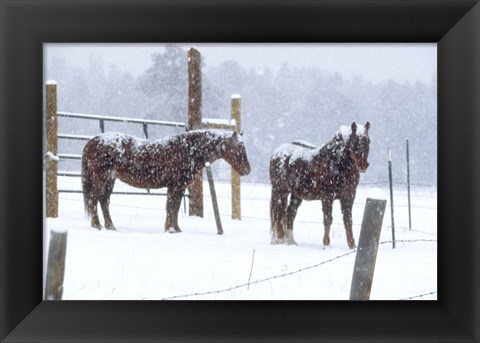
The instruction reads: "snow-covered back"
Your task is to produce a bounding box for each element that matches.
[272,143,320,164]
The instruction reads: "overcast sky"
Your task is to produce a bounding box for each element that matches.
[45,43,436,84]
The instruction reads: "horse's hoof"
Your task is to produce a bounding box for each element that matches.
[286,239,298,246]
[166,227,182,233]
[285,230,297,246]
[105,226,116,231]
[92,223,102,230]
[347,239,356,250]
[272,237,285,245]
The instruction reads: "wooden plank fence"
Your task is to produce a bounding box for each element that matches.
[45,47,243,221]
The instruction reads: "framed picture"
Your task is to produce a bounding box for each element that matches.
[1,0,478,342]
[43,42,437,302]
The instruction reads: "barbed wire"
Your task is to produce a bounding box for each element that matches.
[160,239,437,300]
[58,194,437,238]
[56,167,437,188]
[399,291,438,300]
[54,194,437,300]
[57,179,438,211]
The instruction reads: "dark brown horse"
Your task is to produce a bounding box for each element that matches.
[82,129,251,232]
[270,121,370,249]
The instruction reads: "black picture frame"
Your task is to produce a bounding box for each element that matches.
[1,0,478,342]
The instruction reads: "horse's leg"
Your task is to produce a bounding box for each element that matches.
[285,195,302,245]
[270,188,280,244]
[99,177,116,230]
[88,199,102,230]
[340,195,356,249]
[270,189,288,244]
[86,182,103,230]
[165,188,184,233]
[321,197,333,247]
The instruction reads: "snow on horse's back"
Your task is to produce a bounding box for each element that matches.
[82,129,250,232]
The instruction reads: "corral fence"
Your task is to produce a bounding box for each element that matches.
[44,47,243,221]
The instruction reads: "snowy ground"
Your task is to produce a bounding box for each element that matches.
[45,176,437,300]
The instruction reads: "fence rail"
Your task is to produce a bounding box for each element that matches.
[58,111,186,128]
[47,59,243,218]
[53,110,189,203]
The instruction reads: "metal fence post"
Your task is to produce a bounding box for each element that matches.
[406,139,412,230]
[388,147,396,249]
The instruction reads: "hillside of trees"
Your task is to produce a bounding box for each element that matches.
[45,45,437,187]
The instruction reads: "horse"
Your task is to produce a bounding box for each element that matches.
[82,129,251,232]
[269,121,370,249]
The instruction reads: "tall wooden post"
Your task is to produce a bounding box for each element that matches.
[187,48,203,217]
[350,198,387,300]
[231,95,241,220]
[46,81,58,218]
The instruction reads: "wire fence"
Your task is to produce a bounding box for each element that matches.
[160,239,437,300]
[58,193,437,237]
[56,190,436,301]
[399,291,438,300]
[57,176,436,206]
[58,174,437,237]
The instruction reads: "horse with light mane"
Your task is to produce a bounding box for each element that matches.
[269,121,371,249]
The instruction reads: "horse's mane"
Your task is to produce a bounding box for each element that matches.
[320,125,369,169]
[185,129,234,142]
[320,132,347,159]
[140,129,234,150]
[291,140,317,149]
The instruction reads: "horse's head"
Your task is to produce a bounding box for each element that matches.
[346,121,371,173]
[222,131,251,176]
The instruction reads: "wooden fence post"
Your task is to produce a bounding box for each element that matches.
[46,81,58,218]
[187,48,203,217]
[205,163,223,235]
[45,229,68,300]
[231,94,241,220]
[350,198,387,300]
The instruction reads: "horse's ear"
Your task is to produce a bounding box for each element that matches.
[351,121,357,134]
[232,130,239,140]
[365,121,370,132]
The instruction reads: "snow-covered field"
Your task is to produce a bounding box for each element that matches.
[45,176,437,300]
